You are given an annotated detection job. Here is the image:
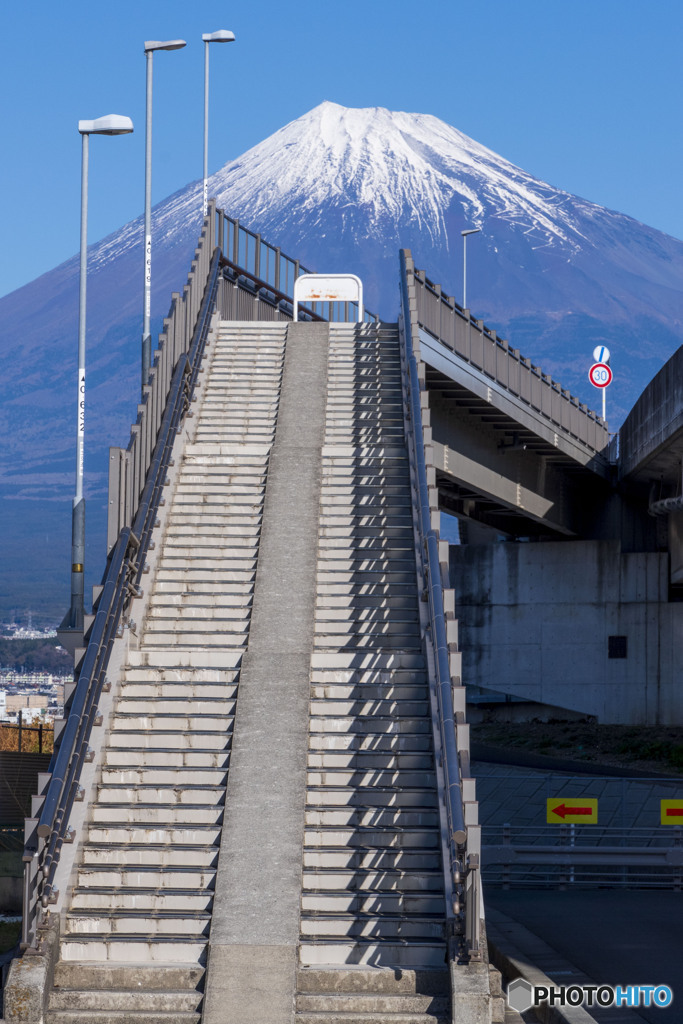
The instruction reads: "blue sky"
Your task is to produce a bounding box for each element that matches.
[1,0,681,299]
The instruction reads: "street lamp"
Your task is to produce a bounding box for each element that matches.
[202,30,235,217]
[142,39,186,392]
[461,227,481,310]
[71,114,134,631]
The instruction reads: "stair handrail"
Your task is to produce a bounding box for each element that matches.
[21,242,221,953]
[399,249,476,961]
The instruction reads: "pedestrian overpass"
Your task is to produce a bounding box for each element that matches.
[6,202,682,1022]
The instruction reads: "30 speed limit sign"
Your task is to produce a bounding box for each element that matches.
[589,362,612,388]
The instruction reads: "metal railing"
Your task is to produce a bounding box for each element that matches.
[399,249,477,962]
[483,825,683,889]
[214,211,378,325]
[413,267,609,452]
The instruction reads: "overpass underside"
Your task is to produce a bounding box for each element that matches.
[16,316,488,1023]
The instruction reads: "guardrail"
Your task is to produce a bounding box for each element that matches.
[399,249,477,962]
[413,266,609,452]
[483,826,683,889]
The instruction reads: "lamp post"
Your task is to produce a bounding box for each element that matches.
[202,30,235,218]
[461,227,481,310]
[142,39,186,392]
[71,115,134,631]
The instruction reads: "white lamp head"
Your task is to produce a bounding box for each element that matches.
[461,228,481,237]
[144,39,187,52]
[202,30,235,43]
[79,114,134,135]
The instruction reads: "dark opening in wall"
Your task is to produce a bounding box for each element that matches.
[608,635,628,659]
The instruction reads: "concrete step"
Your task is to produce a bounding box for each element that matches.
[70,889,214,913]
[304,787,437,808]
[77,866,217,888]
[126,649,243,669]
[303,829,439,850]
[308,719,431,738]
[140,632,248,648]
[89,804,223,826]
[299,916,444,940]
[304,808,439,830]
[308,734,431,753]
[64,911,211,937]
[299,940,448,969]
[112,711,235,729]
[52,962,204,990]
[100,766,228,785]
[294,1010,447,1023]
[302,890,444,918]
[146,582,254,598]
[297,967,448,997]
[96,784,224,805]
[308,752,434,771]
[310,651,425,672]
[296,992,449,1014]
[118,682,238,699]
[86,825,222,847]
[49,987,202,1012]
[309,698,427,717]
[58,935,207,964]
[114,696,235,715]
[310,682,427,700]
[48,1012,200,1024]
[301,870,444,893]
[142,620,249,637]
[81,845,219,869]
[103,749,230,768]
[107,732,231,751]
[313,634,422,651]
[302,849,443,872]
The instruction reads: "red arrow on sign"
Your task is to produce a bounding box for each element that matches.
[551,803,594,819]
[664,808,683,817]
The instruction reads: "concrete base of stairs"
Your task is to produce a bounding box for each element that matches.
[4,918,59,1023]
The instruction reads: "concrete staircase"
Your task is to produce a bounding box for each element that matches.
[46,323,286,1022]
[296,324,451,1021]
[43,319,468,1024]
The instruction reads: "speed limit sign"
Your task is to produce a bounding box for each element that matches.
[589,362,612,388]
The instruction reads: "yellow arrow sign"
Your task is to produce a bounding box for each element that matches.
[547,798,598,824]
[661,800,683,825]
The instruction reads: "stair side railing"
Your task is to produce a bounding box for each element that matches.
[22,205,222,953]
[399,248,481,963]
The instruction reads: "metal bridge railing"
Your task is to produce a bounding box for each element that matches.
[215,210,378,325]
[399,249,479,963]
[413,267,609,453]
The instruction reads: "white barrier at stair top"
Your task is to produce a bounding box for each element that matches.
[292,273,363,323]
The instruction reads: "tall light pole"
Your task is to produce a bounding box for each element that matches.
[71,115,134,631]
[461,227,481,310]
[142,39,186,392]
[203,30,235,217]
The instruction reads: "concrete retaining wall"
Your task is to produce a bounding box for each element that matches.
[451,539,683,724]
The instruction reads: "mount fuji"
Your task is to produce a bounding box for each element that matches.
[2,101,682,623]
